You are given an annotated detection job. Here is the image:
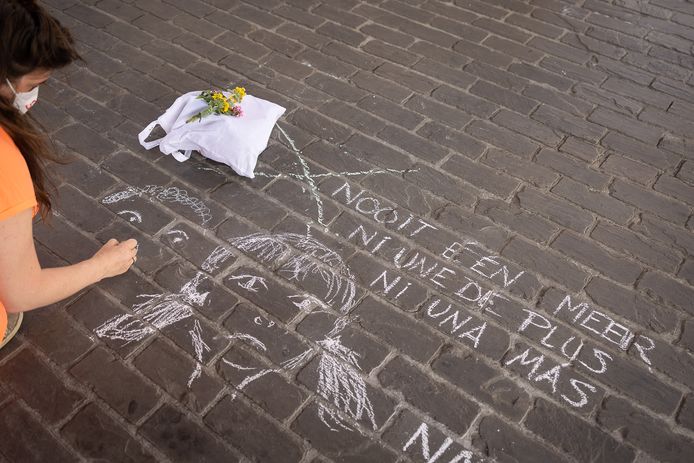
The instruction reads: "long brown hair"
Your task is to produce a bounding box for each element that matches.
[0,0,80,219]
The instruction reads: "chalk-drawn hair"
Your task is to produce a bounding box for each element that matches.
[102,185,213,225]
[315,335,377,431]
[231,232,357,313]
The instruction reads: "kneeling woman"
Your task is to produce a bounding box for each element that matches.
[0,0,138,348]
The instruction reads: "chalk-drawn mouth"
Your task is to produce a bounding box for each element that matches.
[165,228,190,245]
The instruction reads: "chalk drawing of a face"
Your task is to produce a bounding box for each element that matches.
[94,226,375,433]
[226,232,377,432]
[99,171,376,432]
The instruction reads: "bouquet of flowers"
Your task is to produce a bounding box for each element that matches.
[186,86,246,123]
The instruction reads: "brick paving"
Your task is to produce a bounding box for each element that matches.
[1,0,694,461]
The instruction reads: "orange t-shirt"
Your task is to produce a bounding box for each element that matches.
[0,126,38,342]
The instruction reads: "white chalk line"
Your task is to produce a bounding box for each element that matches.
[230,232,357,313]
[276,124,326,226]
[222,333,267,352]
[223,231,377,432]
[264,124,417,228]
[103,184,212,225]
[255,167,417,181]
[95,245,238,387]
[201,245,234,273]
[228,274,269,292]
[166,229,190,244]
[187,320,211,387]
[117,210,143,223]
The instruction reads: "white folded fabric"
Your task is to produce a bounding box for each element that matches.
[138,91,286,178]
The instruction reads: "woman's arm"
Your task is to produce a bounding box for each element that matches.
[0,208,137,313]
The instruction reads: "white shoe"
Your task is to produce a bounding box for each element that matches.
[0,312,23,349]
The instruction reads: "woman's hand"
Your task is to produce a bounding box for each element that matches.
[91,238,138,280]
[1,209,141,313]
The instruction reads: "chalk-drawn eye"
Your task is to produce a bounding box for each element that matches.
[117,210,143,223]
[253,316,275,328]
[166,229,190,245]
[288,294,328,312]
[231,232,357,313]
[228,274,268,293]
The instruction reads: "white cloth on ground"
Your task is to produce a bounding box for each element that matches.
[138,91,286,178]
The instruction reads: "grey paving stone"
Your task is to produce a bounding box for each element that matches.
[205,395,304,461]
[378,356,480,434]
[551,230,642,284]
[502,237,589,291]
[141,404,237,462]
[0,401,78,463]
[19,304,94,368]
[432,349,530,421]
[598,397,694,463]
[474,414,572,463]
[291,401,397,462]
[552,177,635,225]
[70,347,159,423]
[61,403,155,463]
[638,270,694,316]
[525,398,634,463]
[0,348,83,425]
[218,344,308,422]
[476,198,559,244]
[134,338,223,413]
[353,297,443,364]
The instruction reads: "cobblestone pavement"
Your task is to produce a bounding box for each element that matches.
[1,0,694,461]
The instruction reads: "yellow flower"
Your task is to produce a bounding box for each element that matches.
[234,87,246,99]
[222,100,230,113]
[212,92,225,101]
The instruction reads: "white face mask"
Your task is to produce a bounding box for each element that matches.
[5,78,39,114]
